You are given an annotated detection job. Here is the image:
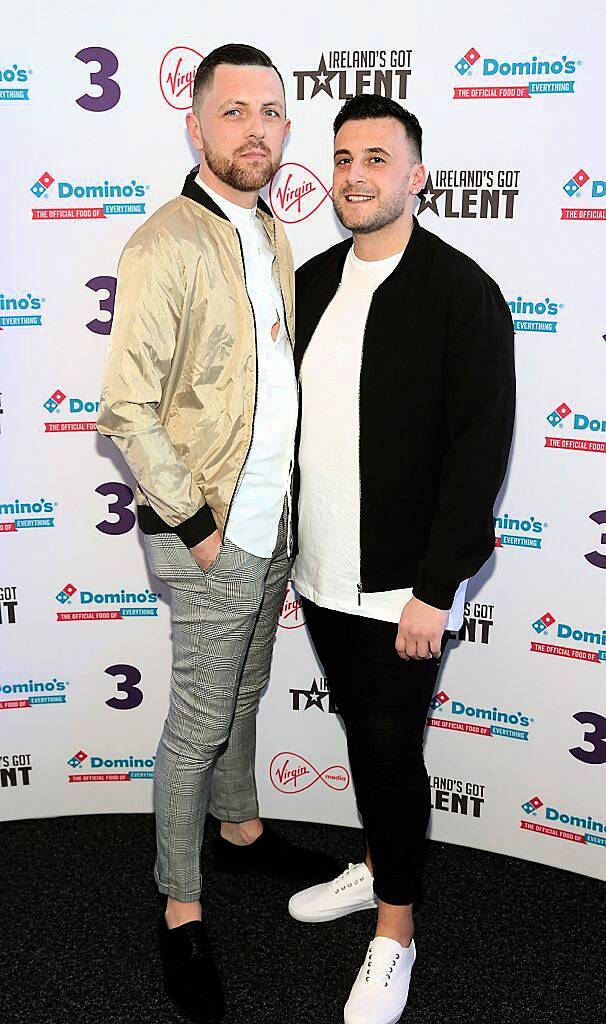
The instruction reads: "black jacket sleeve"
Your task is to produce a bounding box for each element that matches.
[412,272,516,609]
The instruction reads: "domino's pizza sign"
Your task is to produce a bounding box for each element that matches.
[453,47,581,100]
[561,168,606,221]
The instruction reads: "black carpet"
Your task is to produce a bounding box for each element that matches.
[1,813,604,1023]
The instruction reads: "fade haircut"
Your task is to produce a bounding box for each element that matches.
[333,94,422,162]
[192,43,285,114]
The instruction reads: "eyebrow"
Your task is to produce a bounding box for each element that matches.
[334,146,392,158]
[220,98,284,111]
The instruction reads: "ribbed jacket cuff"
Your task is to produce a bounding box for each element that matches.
[412,575,458,611]
[174,505,217,548]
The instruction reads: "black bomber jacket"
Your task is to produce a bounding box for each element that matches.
[293,217,516,610]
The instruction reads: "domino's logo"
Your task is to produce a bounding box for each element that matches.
[31,171,55,198]
[55,583,77,605]
[546,402,572,428]
[67,749,87,769]
[563,169,590,198]
[1,64,33,101]
[545,402,606,453]
[453,49,581,101]
[0,290,46,328]
[522,795,543,816]
[427,692,533,740]
[561,168,606,221]
[530,609,606,664]
[42,389,99,434]
[531,611,556,635]
[454,47,480,76]
[43,390,66,414]
[29,169,151,221]
[430,690,449,711]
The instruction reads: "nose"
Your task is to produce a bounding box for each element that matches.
[346,159,367,185]
[246,111,266,140]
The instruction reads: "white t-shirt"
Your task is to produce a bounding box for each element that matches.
[292,246,467,629]
[197,177,297,558]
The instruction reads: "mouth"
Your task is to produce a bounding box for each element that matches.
[239,150,269,159]
[343,194,375,204]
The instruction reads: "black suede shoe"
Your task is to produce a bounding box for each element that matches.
[214,825,341,882]
[159,916,225,1024]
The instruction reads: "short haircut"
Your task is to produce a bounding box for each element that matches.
[333,95,422,162]
[192,43,285,113]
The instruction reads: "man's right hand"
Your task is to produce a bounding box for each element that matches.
[190,530,221,571]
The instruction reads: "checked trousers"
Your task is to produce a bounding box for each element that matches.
[143,504,290,901]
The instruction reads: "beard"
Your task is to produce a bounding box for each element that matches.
[333,185,408,234]
[202,136,280,192]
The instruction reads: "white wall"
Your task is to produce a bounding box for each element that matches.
[2,0,605,882]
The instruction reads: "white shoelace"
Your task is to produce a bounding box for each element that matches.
[363,946,401,989]
[331,862,367,895]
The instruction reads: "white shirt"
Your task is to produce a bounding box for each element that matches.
[197,177,298,557]
[293,246,467,629]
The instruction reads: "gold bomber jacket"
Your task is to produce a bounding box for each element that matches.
[97,170,295,548]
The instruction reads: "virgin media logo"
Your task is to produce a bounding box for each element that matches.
[159,46,203,109]
[270,752,350,794]
[278,579,305,630]
[269,163,332,223]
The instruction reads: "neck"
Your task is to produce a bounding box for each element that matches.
[196,161,258,210]
[352,209,414,261]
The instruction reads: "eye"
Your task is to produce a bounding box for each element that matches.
[369,156,385,164]
[225,109,241,117]
[264,109,280,117]
[335,157,351,166]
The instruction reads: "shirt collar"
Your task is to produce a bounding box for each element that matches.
[195,174,257,228]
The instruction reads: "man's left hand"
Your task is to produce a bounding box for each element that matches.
[396,596,449,661]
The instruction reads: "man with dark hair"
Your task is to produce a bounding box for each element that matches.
[98,42,335,1024]
[191,42,286,111]
[288,94,515,1024]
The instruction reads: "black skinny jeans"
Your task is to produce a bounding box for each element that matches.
[302,597,447,906]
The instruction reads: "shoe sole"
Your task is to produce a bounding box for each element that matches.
[288,897,377,923]
[344,1009,404,1024]
[163,979,224,1024]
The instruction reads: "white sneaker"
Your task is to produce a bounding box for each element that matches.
[288,862,377,923]
[344,936,416,1024]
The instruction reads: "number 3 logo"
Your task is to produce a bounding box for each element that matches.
[75,46,121,112]
[105,664,143,710]
[95,482,135,535]
[86,276,116,335]
[585,510,606,570]
[570,711,606,765]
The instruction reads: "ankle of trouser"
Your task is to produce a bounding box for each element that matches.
[373,877,422,907]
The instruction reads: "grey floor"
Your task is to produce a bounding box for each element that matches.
[1,813,604,1023]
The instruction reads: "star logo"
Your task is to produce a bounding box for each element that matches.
[289,677,336,713]
[310,55,338,98]
[293,54,340,100]
[417,172,444,216]
[303,678,329,710]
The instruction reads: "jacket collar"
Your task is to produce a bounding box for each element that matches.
[181,167,274,222]
[294,217,422,374]
[336,216,421,280]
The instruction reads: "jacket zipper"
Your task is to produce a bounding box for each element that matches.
[272,220,296,557]
[222,228,259,539]
[357,319,368,606]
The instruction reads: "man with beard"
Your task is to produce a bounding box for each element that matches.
[288,95,515,1024]
[98,44,336,1024]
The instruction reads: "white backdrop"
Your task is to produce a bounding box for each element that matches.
[2,0,606,883]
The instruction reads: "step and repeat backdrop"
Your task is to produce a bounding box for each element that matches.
[2,2,605,883]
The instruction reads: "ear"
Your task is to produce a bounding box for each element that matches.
[409,163,427,195]
[186,110,203,152]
